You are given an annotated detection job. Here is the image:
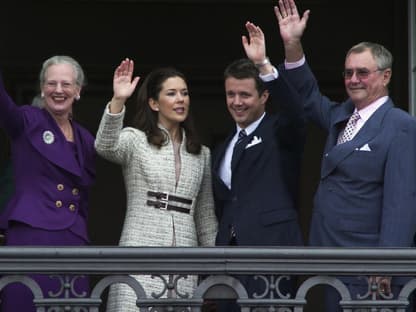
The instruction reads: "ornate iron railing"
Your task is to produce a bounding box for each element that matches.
[0,247,415,311]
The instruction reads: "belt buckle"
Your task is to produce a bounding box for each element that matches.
[159,201,168,210]
[157,192,169,201]
[159,194,168,210]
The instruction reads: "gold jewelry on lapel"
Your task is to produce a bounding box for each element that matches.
[42,130,55,144]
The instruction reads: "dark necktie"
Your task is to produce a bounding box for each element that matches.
[229,129,248,241]
[236,129,247,144]
[231,129,247,169]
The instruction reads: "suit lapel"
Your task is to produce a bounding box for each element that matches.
[321,101,393,178]
[27,110,82,177]
[72,122,85,171]
[326,101,355,151]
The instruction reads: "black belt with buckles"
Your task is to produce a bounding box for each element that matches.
[147,191,193,204]
[146,191,192,214]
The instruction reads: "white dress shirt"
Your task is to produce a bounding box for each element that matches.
[218,66,279,189]
[347,96,388,139]
[219,113,265,189]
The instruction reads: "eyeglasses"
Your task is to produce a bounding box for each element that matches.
[44,81,75,90]
[342,68,383,80]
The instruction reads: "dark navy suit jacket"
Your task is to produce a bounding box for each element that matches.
[0,78,95,242]
[212,72,305,247]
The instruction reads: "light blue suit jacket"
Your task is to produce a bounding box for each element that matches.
[282,62,416,249]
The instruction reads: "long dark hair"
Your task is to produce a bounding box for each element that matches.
[132,67,201,154]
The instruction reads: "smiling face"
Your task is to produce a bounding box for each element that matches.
[225,77,268,129]
[41,63,80,117]
[344,50,391,110]
[149,76,190,130]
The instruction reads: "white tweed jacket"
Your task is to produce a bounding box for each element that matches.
[95,105,217,311]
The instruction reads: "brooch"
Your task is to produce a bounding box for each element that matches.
[42,130,55,144]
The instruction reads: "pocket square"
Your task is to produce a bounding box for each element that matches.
[245,136,262,149]
[356,143,371,151]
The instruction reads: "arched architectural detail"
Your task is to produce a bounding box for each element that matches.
[192,275,250,312]
[396,277,416,312]
[0,275,45,312]
[90,275,148,311]
[91,274,146,299]
[294,276,352,312]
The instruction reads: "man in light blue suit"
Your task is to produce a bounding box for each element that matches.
[273,0,416,310]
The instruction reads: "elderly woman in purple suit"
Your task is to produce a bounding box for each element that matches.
[0,55,96,311]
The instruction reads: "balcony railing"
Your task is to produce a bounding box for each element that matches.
[0,247,415,311]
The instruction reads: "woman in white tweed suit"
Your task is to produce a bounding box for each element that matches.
[95,59,218,311]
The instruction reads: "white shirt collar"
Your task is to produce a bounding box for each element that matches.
[355,96,389,122]
[236,112,266,136]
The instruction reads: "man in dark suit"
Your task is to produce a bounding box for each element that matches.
[211,22,306,311]
[274,0,416,310]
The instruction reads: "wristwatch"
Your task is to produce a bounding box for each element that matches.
[255,57,270,68]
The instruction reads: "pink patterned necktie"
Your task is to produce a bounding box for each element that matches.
[337,111,361,144]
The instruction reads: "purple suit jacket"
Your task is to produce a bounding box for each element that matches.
[0,80,96,242]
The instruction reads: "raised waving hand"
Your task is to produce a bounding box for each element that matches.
[274,0,309,62]
[110,58,140,113]
[242,21,274,75]
[274,0,309,43]
[242,21,267,64]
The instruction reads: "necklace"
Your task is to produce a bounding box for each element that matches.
[60,122,74,142]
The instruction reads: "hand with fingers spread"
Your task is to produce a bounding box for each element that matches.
[274,0,310,62]
[274,0,309,43]
[111,58,140,113]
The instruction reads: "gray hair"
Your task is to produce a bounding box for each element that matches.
[31,94,44,108]
[346,42,393,71]
[39,55,86,89]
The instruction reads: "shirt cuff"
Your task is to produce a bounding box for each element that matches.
[259,66,279,82]
[106,102,125,116]
[285,56,306,70]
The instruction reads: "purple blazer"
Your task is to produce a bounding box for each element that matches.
[0,80,96,242]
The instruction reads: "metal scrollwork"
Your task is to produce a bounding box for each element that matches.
[356,276,394,301]
[47,275,87,298]
[150,274,190,299]
[252,275,292,300]
[1,247,416,311]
